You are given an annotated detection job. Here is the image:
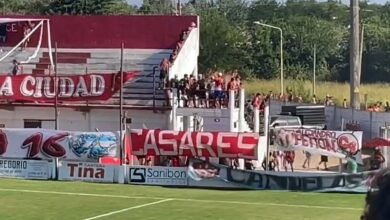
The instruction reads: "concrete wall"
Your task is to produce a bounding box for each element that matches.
[0,107,169,131]
[270,100,390,140]
[1,15,198,49]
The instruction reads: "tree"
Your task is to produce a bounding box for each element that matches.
[1,0,390,83]
[138,0,175,15]
[43,0,135,15]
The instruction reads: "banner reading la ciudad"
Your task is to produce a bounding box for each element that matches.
[274,128,363,163]
[0,72,137,102]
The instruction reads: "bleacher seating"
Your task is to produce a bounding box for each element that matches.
[0,48,170,108]
[0,15,199,110]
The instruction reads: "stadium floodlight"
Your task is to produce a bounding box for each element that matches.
[253,21,284,96]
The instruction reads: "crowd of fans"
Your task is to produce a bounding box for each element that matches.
[270,92,336,106]
[273,90,390,113]
[162,72,243,108]
[159,22,197,89]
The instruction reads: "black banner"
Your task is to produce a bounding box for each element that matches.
[188,158,377,193]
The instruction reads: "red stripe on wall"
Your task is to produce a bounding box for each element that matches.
[0,15,197,49]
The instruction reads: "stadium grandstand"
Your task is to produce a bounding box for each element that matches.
[0,15,199,130]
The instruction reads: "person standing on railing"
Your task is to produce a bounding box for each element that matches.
[169,75,180,104]
[189,75,198,107]
[159,58,170,89]
[198,74,207,108]
[226,77,235,105]
[214,72,224,109]
[251,93,261,110]
[179,74,190,107]
[234,75,241,107]
[207,76,215,108]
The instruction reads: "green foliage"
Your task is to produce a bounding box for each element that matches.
[138,0,175,15]
[196,5,250,75]
[42,0,136,15]
[1,0,390,83]
[286,79,311,102]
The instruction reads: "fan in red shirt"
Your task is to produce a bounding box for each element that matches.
[214,72,225,108]
[251,93,262,110]
[226,77,235,105]
[284,151,295,172]
[172,157,180,167]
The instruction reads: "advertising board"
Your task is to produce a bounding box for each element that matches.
[187,158,375,193]
[0,159,50,180]
[58,161,114,183]
[0,73,136,102]
[0,129,120,161]
[129,166,188,186]
[274,128,363,163]
[129,129,259,159]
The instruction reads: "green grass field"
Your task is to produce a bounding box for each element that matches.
[0,178,364,220]
[245,79,390,106]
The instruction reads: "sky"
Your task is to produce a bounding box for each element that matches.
[126,0,389,7]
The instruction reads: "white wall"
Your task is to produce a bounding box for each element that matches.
[0,107,169,131]
[169,27,199,79]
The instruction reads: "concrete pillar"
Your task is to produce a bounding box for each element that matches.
[239,89,245,132]
[229,90,235,132]
[117,165,126,184]
[384,128,389,168]
[263,104,270,170]
[171,88,178,131]
[168,91,174,130]
[263,105,269,138]
[228,89,243,168]
[183,116,192,131]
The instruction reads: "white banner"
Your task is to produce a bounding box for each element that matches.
[0,159,50,179]
[58,161,114,183]
[0,129,120,161]
[129,166,188,186]
[274,128,363,163]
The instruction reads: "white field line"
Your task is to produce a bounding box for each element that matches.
[0,188,361,211]
[82,199,173,220]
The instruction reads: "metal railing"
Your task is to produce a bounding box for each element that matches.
[152,66,159,111]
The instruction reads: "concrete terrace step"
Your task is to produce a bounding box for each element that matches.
[42,52,91,59]
[88,54,169,63]
[125,84,155,89]
[114,93,165,99]
[0,49,43,57]
[31,68,157,75]
[43,63,159,71]
[2,56,41,63]
[122,87,164,94]
[87,57,163,65]
[110,97,167,105]
[136,76,159,83]
[39,57,87,64]
[88,50,171,57]
[104,97,167,107]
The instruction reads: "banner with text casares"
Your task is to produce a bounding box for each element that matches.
[128,129,259,159]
